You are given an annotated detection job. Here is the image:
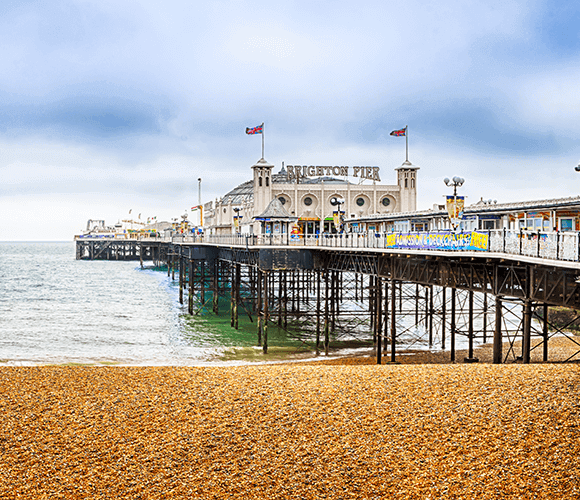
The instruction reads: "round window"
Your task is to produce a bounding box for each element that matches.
[356,197,365,206]
[223,208,227,213]
[304,197,313,206]
[381,197,391,207]
[278,196,286,205]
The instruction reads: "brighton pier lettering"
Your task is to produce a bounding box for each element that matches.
[286,165,381,182]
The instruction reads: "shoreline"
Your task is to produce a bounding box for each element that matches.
[1,334,578,367]
[300,335,580,365]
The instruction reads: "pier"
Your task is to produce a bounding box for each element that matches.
[75,229,580,364]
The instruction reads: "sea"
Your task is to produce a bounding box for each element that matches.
[1,242,490,366]
[0,241,284,366]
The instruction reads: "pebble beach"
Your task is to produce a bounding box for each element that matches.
[1,362,579,499]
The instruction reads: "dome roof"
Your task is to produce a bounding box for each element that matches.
[219,164,349,205]
[220,179,253,205]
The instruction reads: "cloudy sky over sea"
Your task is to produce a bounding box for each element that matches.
[1,0,579,240]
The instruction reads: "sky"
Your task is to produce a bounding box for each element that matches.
[1,0,580,240]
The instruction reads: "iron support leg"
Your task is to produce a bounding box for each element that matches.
[263,270,268,354]
[390,278,397,363]
[450,288,456,363]
[522,300,532,364]
[543,304,549,362]
[493,295,502,364]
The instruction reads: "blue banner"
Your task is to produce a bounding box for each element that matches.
[386,231,489,251]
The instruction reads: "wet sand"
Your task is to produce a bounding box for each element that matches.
[1,361,579,498]
[305,335,580,366]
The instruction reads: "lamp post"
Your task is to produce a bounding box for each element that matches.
[197,178,202,227]
[233,207,242,234]
[443,176,465,230]
[181,212,189,234]
[330,196,345,233]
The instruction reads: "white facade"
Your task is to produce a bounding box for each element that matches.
[204,158,419,235]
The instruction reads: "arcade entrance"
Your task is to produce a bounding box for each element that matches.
[298,218,320,235]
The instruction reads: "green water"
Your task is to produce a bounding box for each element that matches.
[177,291,373,362]
[148,263,375,364]
[179,296,317,362]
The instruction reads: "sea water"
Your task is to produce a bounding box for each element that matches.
[0,242,274,366]
[0,242,494,366]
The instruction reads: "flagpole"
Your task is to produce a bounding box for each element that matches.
[261,122,265,159]
[405,125,408,162]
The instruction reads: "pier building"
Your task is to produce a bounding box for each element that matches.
[202,157,418,236]
[348,195,580,234]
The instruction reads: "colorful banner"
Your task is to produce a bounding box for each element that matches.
[385,231,489,251]
[333,211,340,229]
[446,195,464,228]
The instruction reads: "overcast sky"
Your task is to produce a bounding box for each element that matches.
[1,0,580,240]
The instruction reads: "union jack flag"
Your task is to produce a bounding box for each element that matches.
[246,124,263,135]
[390,128,406,137]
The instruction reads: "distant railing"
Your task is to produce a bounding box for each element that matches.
[162,229,580,262]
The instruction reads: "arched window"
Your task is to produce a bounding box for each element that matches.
[259,177,262,187]
[411,178,415,189]
[266,177,269,187]
[405,178,408,188]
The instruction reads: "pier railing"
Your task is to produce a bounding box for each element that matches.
[161,229,580,263]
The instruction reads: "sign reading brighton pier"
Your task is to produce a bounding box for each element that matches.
[286,165,381,182]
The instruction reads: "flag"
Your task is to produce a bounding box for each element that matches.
[246,123,263,135]
[390,128,406,137]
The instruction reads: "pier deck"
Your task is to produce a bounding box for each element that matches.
[75,230,580,364]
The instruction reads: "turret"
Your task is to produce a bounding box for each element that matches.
[252,158,274,216]
[396,160,419,212]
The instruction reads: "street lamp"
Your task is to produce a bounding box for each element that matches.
[443,177,465,230]
[197,178,202,227]
[443,176,465,196]
[330,196,345,233]
[180,211,189,234]
[233,207,242,233]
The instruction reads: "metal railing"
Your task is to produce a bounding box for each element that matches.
[136,229,580,263]
[488,228,579,261]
